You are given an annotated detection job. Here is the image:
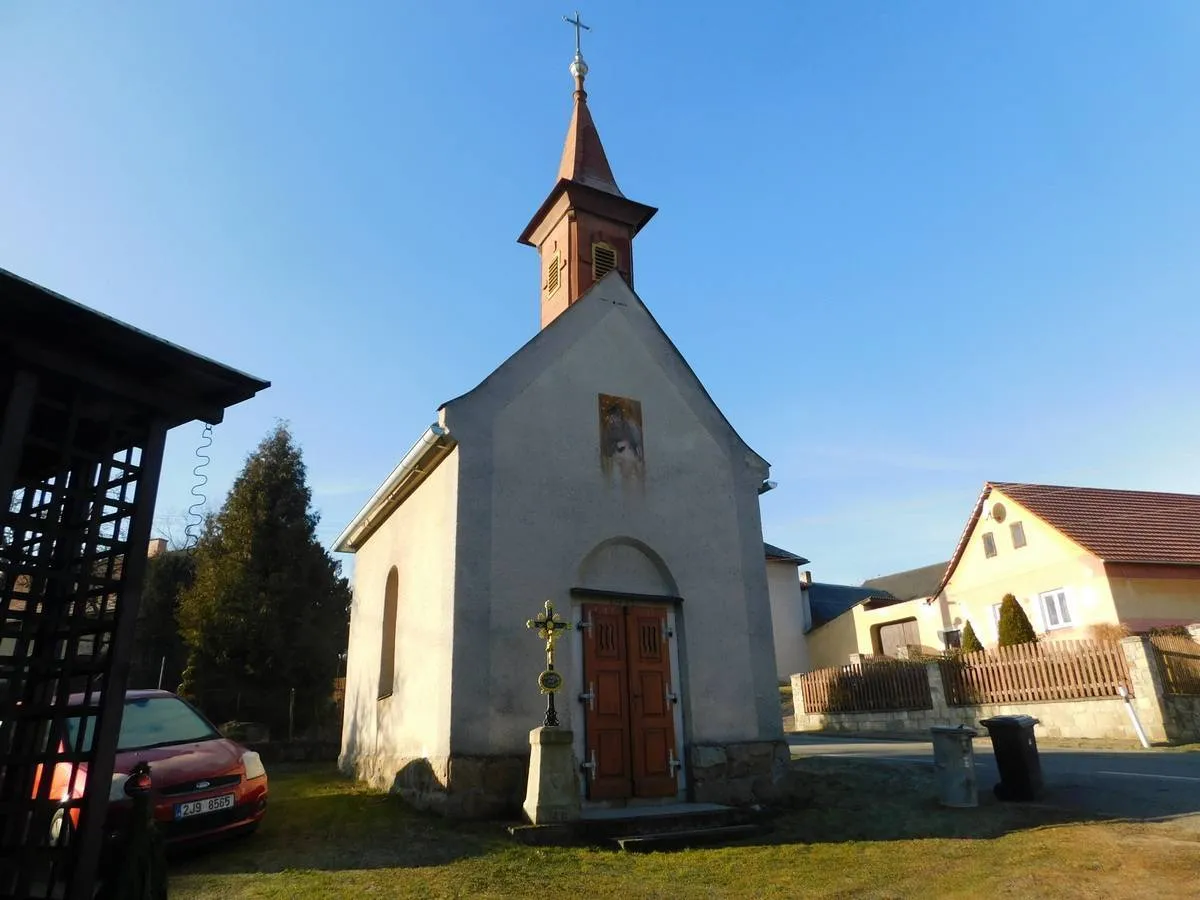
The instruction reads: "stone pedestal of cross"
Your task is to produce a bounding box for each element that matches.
[522,599,581,824]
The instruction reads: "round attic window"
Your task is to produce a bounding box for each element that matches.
[991,502,1007,523]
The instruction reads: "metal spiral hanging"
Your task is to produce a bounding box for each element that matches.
[184,424,214,553]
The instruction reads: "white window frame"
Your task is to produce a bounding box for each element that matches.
[1038,589,1072,630]
[990,602,1003,637]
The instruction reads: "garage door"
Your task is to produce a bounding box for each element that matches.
[877,618,920,657]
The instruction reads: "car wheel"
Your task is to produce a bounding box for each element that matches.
[49,808,71,847]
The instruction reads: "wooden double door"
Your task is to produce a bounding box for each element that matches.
[580,603,679,801]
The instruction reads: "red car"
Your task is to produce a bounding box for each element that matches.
[41,689,268,846]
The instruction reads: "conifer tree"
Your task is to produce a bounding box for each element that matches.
[960,620,984,654]
[996,593,1038,647]
[177,424,351,735]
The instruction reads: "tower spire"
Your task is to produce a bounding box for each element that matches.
[518,12,657,330]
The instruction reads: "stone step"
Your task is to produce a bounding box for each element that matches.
[614,823,767,852]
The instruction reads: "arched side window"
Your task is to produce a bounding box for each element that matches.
[378,567,398,700]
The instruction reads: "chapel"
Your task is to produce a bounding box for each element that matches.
[336,29,792,816]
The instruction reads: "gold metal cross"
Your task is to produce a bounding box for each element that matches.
[526,599,570,668]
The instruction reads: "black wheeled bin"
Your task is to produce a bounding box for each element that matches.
[980,715,1042,801]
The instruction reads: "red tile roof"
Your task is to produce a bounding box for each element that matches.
[929,481,1200,602]
[992,482,1200,565]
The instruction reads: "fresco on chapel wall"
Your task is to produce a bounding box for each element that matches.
[599,394,644,482]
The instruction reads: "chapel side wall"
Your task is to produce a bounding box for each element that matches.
[339,449,459,784]
[445,293,778,759]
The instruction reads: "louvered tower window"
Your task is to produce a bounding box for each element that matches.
[592,242,617,280]
[546,252,560,297]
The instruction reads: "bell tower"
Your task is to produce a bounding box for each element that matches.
[518,13,657,330]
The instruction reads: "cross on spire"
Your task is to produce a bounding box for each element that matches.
[564,10,590,55]
[564,11,590,94]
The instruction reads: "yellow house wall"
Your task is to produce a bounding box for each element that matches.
[851,597,949,656]
[806,613,860,671]
[1109,573,1200,628]
[941,488,1118,645]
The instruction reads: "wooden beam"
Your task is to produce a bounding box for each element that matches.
[11,340,227,426]
[0,371,37,504]
[569,587,684,605]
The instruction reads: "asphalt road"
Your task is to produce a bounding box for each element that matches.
[788,733,1200,821]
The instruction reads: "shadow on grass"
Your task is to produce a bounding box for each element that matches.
[168,763,505,876]
[755,757,1112,847]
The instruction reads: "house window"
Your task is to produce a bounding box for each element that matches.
[378,567,399,700]
[943,629,962,650]
[982,532,997,558]
[592,242,617,280]
[546,252,561,297]
[991,603,1003,629]
[1038,589,1072,630]
[1010,521,1027,549]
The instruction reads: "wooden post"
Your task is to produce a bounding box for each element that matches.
[71,421,168,900]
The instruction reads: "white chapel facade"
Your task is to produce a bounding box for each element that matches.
[335,38,792,816]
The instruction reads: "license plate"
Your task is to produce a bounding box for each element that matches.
[174,793,235,820]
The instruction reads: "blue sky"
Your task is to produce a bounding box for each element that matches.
[4,2,1200,584]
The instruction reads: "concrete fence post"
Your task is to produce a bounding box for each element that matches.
[925,661,953,722]
[1118,635,1170,743]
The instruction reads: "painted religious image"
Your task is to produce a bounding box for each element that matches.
[599,394,644,481]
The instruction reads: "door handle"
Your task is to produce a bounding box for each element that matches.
[580,750,597,781]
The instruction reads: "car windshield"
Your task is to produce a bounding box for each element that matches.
[66,697,219,752]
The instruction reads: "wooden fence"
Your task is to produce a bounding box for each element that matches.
[797,660,932,714]
[939,639,1131,706]
[1149,634,1200,695]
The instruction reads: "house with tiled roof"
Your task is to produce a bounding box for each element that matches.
[931,481,1200,647]
[797,481,1200,672]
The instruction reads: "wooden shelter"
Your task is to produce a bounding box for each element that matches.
[0,268,268,898]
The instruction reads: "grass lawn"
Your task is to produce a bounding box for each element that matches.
[170,759,1200,899]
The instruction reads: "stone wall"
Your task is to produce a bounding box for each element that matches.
[687,740,800,806]
[792,636,1200,745]
[344,752,528,818]
[1161,695,1200,743]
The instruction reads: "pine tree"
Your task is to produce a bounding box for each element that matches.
[177,424,351,736]
[960,620,984,654]
[996,593,1038,647]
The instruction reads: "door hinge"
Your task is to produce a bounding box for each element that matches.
[577,613,593,632]
[665,683,679,705]
[580,750,597,781]
[578,682,595,711]
[667,748,682,777]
